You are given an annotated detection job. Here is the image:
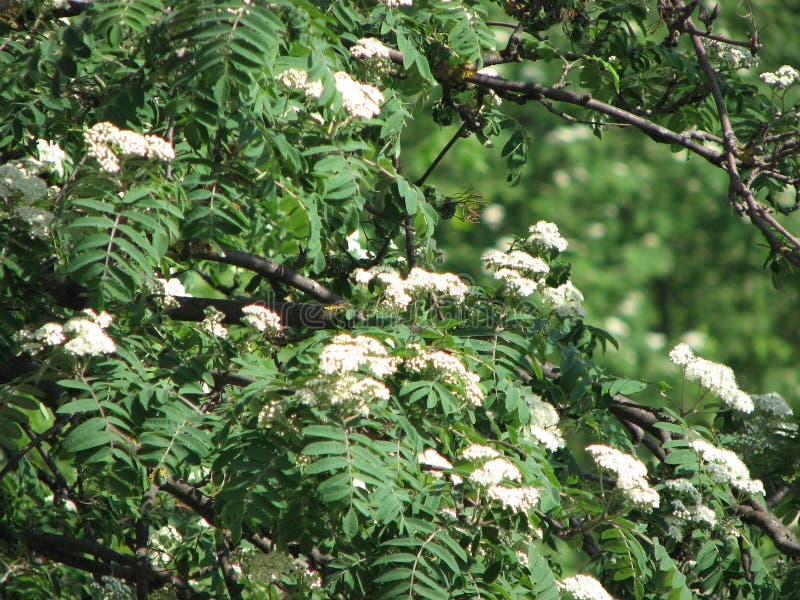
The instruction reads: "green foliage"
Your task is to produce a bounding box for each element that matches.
[1,1,799,599]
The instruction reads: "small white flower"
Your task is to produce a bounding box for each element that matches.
[350,38,392,60]
[418,449,453,478]
[63,317,116,356]
[559,574,615,600]
[689,439,764,495]
[486,484,539,513]
[760,65,799,87]
[469,457,521,486]
[200,307,228,339]
[84,122,174,173]
[334,71,384,119]
[36,140,68,177]
[319,333,398,377]
[460,443,500,461]
[526,221,569,253]
[669,343,695,366]
[586,444,659,509]
[241,304,282,335]
[541,281,585,319]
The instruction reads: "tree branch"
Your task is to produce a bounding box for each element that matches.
[165,297,347,330]
[188,246,343,305]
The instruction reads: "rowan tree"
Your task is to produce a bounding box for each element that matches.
[1,1,799,598]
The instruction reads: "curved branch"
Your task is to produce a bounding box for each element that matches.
[189,247,343,305]
[732,500,800,558]
[165,297,347,330]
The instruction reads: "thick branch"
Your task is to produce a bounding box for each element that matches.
[732,500,800,558]
[190,247,343,305]
[166,297,346,330]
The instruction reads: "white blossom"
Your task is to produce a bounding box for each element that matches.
[469,457,521,486]
[586,444,660,509]
[460,443,500,461]
[482,249,550,275]
[669,343,694,366]
[334,71,384,119]
[383,0,412,6]
[760,65,799,87]
[350,38,392,60]
[12,205,55,238]
[689,439,765,495]
[526,220,569,253]
[418,448,455,480]
[674,347,754,413]
[525,393,565,451]
[318,333,398,377]
[36,139,68,177]
[541,281,585,319]
[493,268,540,296]
[241,304,282,335]
[63,317,116,356]
[358,266,469,309]
[486,484,539,513]
[276,68,324,99]
[752,392,793,417]
[706,40,759,69]
[298,374,389,416]
[200,306,228,339]
[559,574,615,600]
[84,122,174,173]
[406,348,484,406]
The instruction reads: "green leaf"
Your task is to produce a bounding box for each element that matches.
[64,417,111,453]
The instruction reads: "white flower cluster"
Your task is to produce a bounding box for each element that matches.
[84,122,175,174]
[541,281,585,319]
[419,448,453,473]
[460,443,500,460]
[336,71,384,118]
[671,499,717,528]
[706,40,759,69]
[406,345,484,406]
[298,374,389,416]
[241,304,283,335]
[525,220,569,253]
[559,574,615,600]
[277,68,384,119]
[37,139,68,177]
[276,68,324,99]
[418,448,462,483]
[760,65,799,87]
[384,0,412,6]
[354,266,469,309]
[482,248,548,297]
[349,37,392,60]
[319,333,398,377]
[200,306,228,339]
[15,309,115,357]
[148,277,189,308]
[689,439,765,495]
[464,453,539,513]
[487,484,539,513]
[524,393,565,451]
[298,334,394,415]
[668,344,754,413]
[0,162,55,239]
[469,457,521,485]
[751,392,793,418]
[586,444,660,509]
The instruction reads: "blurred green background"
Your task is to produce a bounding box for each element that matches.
[400,2,800,406]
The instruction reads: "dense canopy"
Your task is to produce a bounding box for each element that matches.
[1,1,799,599]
